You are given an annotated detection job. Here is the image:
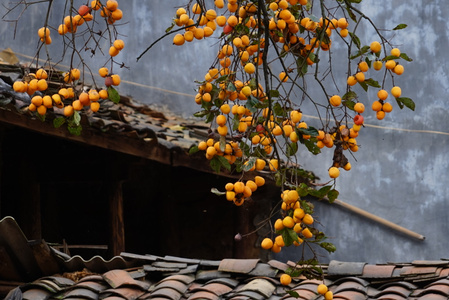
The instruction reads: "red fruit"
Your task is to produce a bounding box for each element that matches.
[105,76,113,87]
[223,24,233,34]
[78,5,91,16]
[354,114,364,125]
[256,124,264,133]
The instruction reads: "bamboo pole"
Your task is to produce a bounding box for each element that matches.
[331,199,425,241]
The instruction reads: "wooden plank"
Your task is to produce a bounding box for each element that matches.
[109,181,125,257]
[52,245,108,250]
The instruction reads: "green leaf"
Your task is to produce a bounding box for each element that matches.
[210,156,222,173]
[343,100,356,110]
[286,291,300,298]
[189,145,199,155]
[210,157,221,173]
[327,189,339,203]
[393,23,407,30]
[308,52,318,63]
[320,242,337,253]
[358,80,368,92]
[383,55,400,61]
[272,102,285,117]
[345,5,358,22]
[248,78,257,90]
[269,89,280,98]
[366,52,376,62]
[304,139,321,155]
[205,111,215,123]
[211,188,226,196]
[287,258,322,279]
[309,185,331,199]
[297,183,309,197]
[107,86,120,104]
[286,142,298,157]
[36,112,46,122]
[399,52,413,62]
[396,97,415,111]
[296,56,308,77]
[239,141,251,157]
[309,14,320,22]
[275,172,283,187]
[227,82,236,92]
[67,124,82,136]
[348,32,361,49]
[218,155,232,171]
[289,168,317,181]
[73,110,81,126]
[342,91,358,101]
[300,199,314,214]
[297,126,318,137]
[53,117,66,128]
[243,156,256,172]
[364,78,381,88]
[219,136,226,152]
[286,267,302,278]
[216,74,229,83]
[165,21,175,33]
[193,110,209,118]
[246,95,259,113]
[281,228,300,247]
[350,45,370,59]
[232,115,240,131]
[201,99,213,110]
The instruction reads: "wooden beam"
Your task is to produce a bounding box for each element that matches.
[0,107,232,177]
[0,108,170,164]
[332,199,425,241]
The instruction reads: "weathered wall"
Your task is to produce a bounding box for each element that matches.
[277,1,449,263]
[1,1,448,263]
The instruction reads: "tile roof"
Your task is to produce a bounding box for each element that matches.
[3,207,449,300]
[0,61,219,174]
[7,252,449,300]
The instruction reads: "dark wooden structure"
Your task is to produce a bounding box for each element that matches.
[0,106,276,260]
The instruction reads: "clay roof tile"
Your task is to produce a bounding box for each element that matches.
[191,282,233,296]
[362,264,397,278]
[328,261,367,276]
[186,290,219,300]
[218,259,260,274]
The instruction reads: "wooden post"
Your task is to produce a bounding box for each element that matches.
[27,183,42,240]
[109,180,125,257]
[0,126,4,217]
[18,157,41,240]
[234,200,259,258]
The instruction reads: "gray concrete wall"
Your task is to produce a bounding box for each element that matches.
[1,1,448,263]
